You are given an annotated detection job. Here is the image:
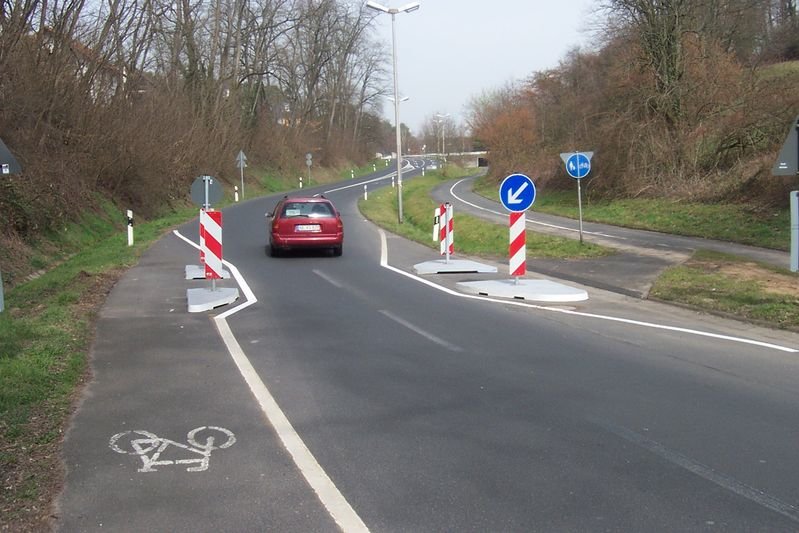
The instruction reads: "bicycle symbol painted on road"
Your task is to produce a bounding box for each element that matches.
[109,426,236,473]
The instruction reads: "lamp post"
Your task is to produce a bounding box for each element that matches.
[435,112,449,166]
[367,0,420,224]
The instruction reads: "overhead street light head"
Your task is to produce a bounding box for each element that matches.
[366,1,420,14]
[399,2,420,13]
[365,0,389,13]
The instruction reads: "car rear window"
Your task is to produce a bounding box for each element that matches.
[281,201,334,218]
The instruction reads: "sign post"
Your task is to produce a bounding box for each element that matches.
[499,173,536,283]
[560,151,594,244]
[187,175,224,280]
[236,150,247,199]
[772,115,799,177]
[185,176,238,312]
[305,152,312,187]
[772,117,799,271]
[0,138,21,175]
[0,137,22,313]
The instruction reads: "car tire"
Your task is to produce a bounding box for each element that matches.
[333,244,342,257]
[269,244,281,257]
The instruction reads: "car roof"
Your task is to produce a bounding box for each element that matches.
[280,196,333,203]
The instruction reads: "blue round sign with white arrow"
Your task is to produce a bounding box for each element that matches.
[499,173,536,212]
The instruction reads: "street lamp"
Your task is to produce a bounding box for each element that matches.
[366,0,420,224]
[435,112,449,162]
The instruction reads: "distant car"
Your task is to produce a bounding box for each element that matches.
[267,196,343,257]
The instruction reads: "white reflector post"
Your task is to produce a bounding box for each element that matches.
[126,210,134,246]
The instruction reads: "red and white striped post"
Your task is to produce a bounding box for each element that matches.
[509,211,526,281]
[439,203,454,262]
[200,209,224,290]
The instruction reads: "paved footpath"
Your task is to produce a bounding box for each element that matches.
[432,177,790,298]
[56,231,336,532]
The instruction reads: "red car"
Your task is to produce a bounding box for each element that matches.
[267,196,343,257]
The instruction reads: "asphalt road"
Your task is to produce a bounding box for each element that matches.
[57,167,799,532]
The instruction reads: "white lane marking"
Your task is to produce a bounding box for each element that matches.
[314,269,344,288]
[174,229,369,532]
[377,229,797,353]
[214,319,370,533]
[448,179,627,240]
[378,310,463,352]
[597,421,799,524]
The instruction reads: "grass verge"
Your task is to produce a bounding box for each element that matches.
[650,250,799,329]
[360,171,612,260]
[473,179,790,250]
[0,207,194,530]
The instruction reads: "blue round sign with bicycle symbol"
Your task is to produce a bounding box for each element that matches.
[560,151,594,179]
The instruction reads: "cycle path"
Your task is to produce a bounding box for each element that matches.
[433,177,790,298]
[56,231,336,532]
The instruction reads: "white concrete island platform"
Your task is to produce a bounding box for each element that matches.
[413,259,497,275]
[187,287,239,312]
[457,279,589,303]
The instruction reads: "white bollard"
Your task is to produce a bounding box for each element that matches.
[299,177,303,189]
[392,176,395,188]
[351,169,355,179]
[363,184,368,200]
[126,210,134,246]
[234,185,239,202]
[372,163,376,172]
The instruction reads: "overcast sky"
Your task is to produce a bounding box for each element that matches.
[365,0,599,134]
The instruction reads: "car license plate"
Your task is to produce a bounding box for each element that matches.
[295,224,321,232]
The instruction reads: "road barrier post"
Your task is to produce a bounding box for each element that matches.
[509,212,526,282]
[200,210,224,292]
[439,203,453,262]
